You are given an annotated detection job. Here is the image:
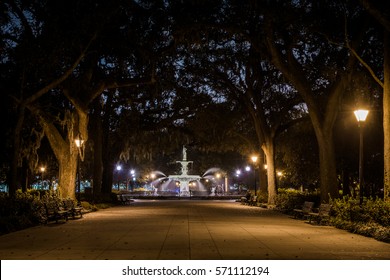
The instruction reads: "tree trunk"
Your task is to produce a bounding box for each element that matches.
[258,149,267,193]
[33,106,87,199]
[263,138,277,206]
[9,106,26,196]
[101,161,114,194]
[316,131,339,202]
[58,150,78,199]
[384,30,390,201]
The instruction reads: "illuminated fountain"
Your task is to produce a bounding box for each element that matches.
[151,146,220,196]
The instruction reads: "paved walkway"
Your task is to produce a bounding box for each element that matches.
[1,199,390,260]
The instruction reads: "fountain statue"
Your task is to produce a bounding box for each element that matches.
[150,146,221,196]
[168,146,201,196]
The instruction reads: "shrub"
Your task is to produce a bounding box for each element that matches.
[275,191,390,243]
[330,196,390,243]
[331,196,390,227]
[275,188,320,213]
[80,201,97,211]
[0,190,48,235]
[255,190,268,204]
[364,198,390,227]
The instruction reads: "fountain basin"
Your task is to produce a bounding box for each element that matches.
[168,174,201,196]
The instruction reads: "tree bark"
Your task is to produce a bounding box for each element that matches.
[265,26,352,202]
[263,138,277,206]
[9,106,26,196]
[384,30,390,201]
[29,105,87,199]
[316,130,339,202]
[257,149,267,194]
[242,85,280,206]
[57,150,78,199]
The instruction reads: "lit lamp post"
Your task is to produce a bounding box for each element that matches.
[354,109,369,204]
[129,169,135,191]
[40,166,46,189]
[74,136,84,202]
[235,169,241,192]
[277,171,283,188]
[116,165,122,190]
[245,166,251,193]
[251,155,258,195]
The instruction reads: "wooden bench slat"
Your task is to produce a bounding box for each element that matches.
[308,204,332,224]
[293,201,314,219]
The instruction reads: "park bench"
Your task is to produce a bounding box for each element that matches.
[62,198,83,219]
[308,203,332,224]
[44,200,69,224]
[249,195,257,206]
[293,201,314,219]
[117,194,134,205]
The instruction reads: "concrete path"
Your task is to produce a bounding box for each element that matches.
[1,199,390,260]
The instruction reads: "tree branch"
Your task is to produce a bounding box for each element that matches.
[22,35,96,105]
[344,16,384,88]
[360,0,390,32]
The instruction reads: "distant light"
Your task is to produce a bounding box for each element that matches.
[264,164,268,170]
[116,165,122,171]
[236,169,241,176]
[277,171,283,177]
[40,167,46,172]
[130,169,135,175]
[251,155,258,163]
[245,166,251,172]
[74,139,84,148]
[354,109,369,122]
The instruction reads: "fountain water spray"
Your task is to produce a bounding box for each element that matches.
[153,146,221,196]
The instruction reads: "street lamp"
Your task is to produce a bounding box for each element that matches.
[116,165,122,190]
[251,155,258,195]
[277,171,283,188]
[74,136,84,202]
[354,109,369,204]
[129,169,135,191]
[40,166,46,189]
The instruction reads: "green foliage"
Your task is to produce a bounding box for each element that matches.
[330,196,390,242]
[0,189,111,235]
[274,189,320,213]
[331,196,390,227]
[0,190,46,234]
[94,203,115,209]
[80,201,97,212]
[275,192,390,242]
[80,201,114,212]
[255,190,268,204]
